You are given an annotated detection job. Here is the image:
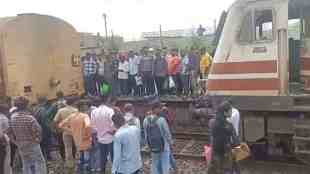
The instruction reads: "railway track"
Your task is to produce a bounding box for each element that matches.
[173,131,209,141]
[142,132,209,160]
[142,132,310,174]
[143,131,310,167]
[171,132,209,160]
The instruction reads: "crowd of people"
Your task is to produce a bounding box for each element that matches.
[0,93,178,174]
[0,89,242,174]
[81,47,212,97]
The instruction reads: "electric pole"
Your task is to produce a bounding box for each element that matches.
[214,19,217,34]
[103,13,108,40]
[159,24,164,49]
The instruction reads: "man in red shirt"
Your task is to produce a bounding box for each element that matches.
[166,49,182,95]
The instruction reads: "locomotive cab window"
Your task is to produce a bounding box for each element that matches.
[254,10,273,41]
[238,9,274,43]
[239,11,253,43]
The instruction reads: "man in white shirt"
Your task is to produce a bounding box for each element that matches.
[91,96,115,174]
[118,56,129,96]
[128,51,140,96]
[227,107,240,137]
[97,57,105,83]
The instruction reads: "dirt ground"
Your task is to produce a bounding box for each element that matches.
[143,157,310,174]
[239,160,310,174]
[13,156,310,174]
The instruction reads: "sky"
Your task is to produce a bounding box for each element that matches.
[1,0,235,41]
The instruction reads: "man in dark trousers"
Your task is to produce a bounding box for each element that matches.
[33,96,53,160]
[153,49,168,96]
[208,101,239,174]
[139,48,155,96]
[143,102,173,174]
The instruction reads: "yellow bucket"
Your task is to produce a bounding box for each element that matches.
[232,143,251,161]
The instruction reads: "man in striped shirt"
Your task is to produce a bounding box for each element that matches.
[7,97,47,174]
[82,53,98,95]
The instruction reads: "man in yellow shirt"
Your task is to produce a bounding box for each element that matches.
[200,51,212,79]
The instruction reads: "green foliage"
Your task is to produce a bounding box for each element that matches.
[160,35,215,53]
[189,35,215,53]
[123,35,215,53]
[104,36,124,53]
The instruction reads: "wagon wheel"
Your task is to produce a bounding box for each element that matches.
[296,153,310,165]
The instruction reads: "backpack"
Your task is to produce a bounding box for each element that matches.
[146,116,165,153]
[99,81,111,96]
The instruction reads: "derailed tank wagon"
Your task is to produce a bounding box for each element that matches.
[0,13,84,102]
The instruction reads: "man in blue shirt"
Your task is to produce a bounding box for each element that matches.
[112,113,142,174]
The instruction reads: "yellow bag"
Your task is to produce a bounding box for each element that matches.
[232,143,251,161]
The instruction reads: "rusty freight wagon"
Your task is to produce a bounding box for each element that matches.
[0,13,84,102]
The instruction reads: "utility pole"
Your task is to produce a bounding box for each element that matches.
[214,19,217,34]
[159,24,163,49]
[111,30,115,51]
[103,13,108,40]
